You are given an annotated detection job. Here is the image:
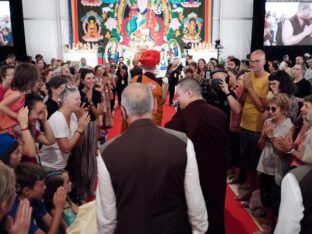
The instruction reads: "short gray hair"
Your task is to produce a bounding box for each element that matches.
[121,83,153,116]
[298,3,311,12]
[59,84,79,106]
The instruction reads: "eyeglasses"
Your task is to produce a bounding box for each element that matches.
[267,106,277,112]
[249,60,261,64]
[269,81,280,86]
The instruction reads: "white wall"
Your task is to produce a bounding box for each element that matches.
[215,0,254,60]
[22,0,69,62]
[22,0,253,62]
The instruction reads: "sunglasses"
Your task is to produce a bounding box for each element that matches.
[267,106,277,112]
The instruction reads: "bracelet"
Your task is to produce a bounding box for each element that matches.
[20,127,29,131]
[75,130,83,135]
[225,92,232,97]
[286,148,295,154]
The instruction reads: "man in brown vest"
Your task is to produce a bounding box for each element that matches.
[96,83,208,234]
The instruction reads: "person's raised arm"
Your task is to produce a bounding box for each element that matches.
[57,112,90,154]
[16,107,37,158]
[219,79,242,114]
[243,75,266,112]
[36,106,55,145]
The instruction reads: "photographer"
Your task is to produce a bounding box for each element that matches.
[203,69,242,118]
[166,58,183,105]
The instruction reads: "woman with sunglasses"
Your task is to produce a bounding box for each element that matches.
[257,93,294,233]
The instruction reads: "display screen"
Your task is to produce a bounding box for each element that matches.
[264,1,312,46]
[0,1,13,46]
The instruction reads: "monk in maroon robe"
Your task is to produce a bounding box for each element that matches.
[165,78,228,234]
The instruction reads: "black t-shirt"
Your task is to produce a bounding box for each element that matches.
[45,98,59,119]
[295,78,311,98]
[79,88,102,121]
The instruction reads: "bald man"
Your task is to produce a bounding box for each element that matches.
[166,78,228,234]
[238,49,269,200]
[97,83,208,234]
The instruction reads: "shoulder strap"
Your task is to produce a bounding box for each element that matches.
[137,75,143,83]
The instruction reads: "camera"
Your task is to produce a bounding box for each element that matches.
[211,79,223,90]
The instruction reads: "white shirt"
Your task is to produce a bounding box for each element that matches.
[274,172,304,234]
[96,138,208,234]
[39,111,78,170]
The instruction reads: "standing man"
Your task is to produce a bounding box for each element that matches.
[165,78,228,234]
[239,49,269,200]
[97,83,208,234]
[130,59,143,79]
[166,58,183,105]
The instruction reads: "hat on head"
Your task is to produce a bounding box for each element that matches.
[0,133,17,160]
[138,50,160,68]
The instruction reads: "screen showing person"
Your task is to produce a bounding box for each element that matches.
[264,1,312,46]
[0,1,13,46]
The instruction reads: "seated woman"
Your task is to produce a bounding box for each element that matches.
[39,85,90,172]
[44,170,78,227]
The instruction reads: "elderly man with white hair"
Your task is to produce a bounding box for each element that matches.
[96,83,208,234]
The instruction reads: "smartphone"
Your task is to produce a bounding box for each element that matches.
[205,70,211,80]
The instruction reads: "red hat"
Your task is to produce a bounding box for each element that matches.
[138,50,160,68]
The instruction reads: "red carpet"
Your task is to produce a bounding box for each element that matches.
[106,102,259,234]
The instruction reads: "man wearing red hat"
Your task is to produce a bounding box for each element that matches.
[131,50,168,125]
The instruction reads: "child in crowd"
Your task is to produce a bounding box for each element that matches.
[0,63,39,137]
[7,162,66,234]
[44,170,78,227]
[0,133,22,167]
[0,65,15,101]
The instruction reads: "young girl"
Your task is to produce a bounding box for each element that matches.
[44,170,78,227]
[0,63,40,136]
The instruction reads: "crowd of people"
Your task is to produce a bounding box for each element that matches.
[1,48,312,234]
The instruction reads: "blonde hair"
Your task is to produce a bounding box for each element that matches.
[0,164,15,203]
[267,93,290,113]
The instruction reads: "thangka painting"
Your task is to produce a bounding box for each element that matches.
[69,0,213,66]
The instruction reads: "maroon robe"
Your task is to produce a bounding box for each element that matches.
[165,99,228,234]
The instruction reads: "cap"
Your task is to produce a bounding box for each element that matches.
[0,133,17,160]
[138,50,160,68]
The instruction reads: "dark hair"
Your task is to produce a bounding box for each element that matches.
[46,76,68,97]
[15,162,46,194]
[35,54,43,61]
[94,65,103,74]
[25,94,44,112]
[268,70,296,95]
[304,95,312,103]
[6,53,15,59]
[11,63,40,92]
[241,59,250,67]
[44,171,65,212]
[229,58,241,68]
[79,68,95,89]
[1,141,19,166]
[184,67,193,74]
[271,60,280,70]
[189,61,197,70]
[197,59,206,74]
[227,68,238,77]
[0,65,14,82]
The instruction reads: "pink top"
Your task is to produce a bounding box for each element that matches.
[0,84,5,101]
[0,88,25,132]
